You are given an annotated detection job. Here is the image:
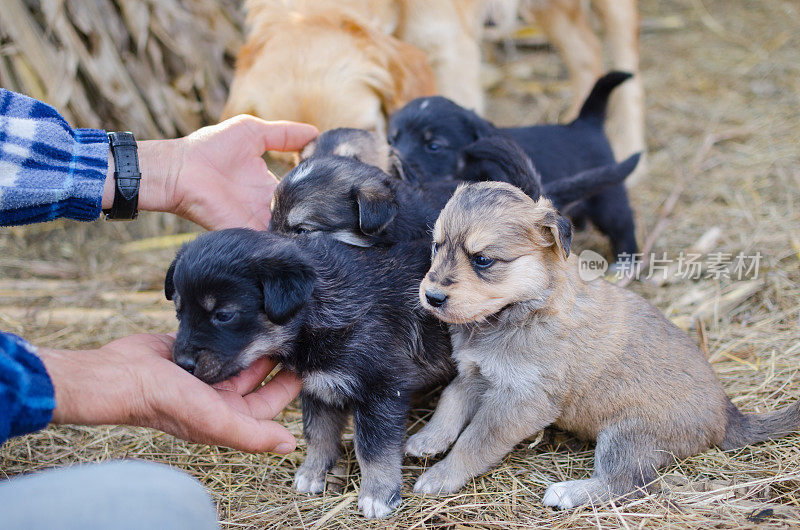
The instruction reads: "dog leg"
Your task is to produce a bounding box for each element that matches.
[527,0,603,121]
[405,371,486,457]
[594,0,647,185]
[352,396,409,519]
[414,387,558,495]
[399,0,484,113]
[294,395,348,494]
[543,422,668,509]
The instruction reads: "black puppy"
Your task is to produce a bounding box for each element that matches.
[388,71,639,259]
[270,144,638,247]
[269,155,449,246]
[455,136,640,211]
[165,229,453,519]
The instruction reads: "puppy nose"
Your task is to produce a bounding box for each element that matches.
[425,290,448,308]
[174,353,196,374]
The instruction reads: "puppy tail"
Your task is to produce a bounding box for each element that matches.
[544,152,640,208]
[720,399,800,450]
[575,71,633,126]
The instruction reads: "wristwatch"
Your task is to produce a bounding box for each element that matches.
[103,131,141,220]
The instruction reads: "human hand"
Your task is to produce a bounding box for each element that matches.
[38,333,303,453]
[105,115,318,230]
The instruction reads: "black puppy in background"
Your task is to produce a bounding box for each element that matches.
[454,136,640,211]
[270,137,638,246]
[165,229,453,519]
[388,71,639,260]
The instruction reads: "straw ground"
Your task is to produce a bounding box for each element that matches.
[1,0,799,527]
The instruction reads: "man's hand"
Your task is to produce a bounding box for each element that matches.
[38,334,303,453]
[108,115,318,230]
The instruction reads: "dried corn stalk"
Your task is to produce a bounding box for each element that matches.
[0,0,244,139]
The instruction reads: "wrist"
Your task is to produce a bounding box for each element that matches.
[103,138,184,215]
[38,346,144,426]
[137,139,184,214]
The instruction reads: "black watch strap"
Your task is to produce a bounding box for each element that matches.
[103,131,141,220]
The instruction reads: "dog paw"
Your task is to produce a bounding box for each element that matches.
[413,461,466,495]
[293,469,326,494]
[358,490,401,519]
[405,429,453,457]
[542,479,595,510]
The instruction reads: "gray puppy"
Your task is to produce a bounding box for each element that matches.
[412,181,800,509]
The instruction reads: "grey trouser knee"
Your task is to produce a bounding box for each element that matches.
[0,459,219,530]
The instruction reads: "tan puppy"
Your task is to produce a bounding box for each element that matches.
[487,0,646,184]
[411,181,800,509]
[224,0,484,136]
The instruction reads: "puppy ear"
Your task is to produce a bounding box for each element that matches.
[164,248,185,301]
[543,211,573,261]
[254,243,316,325]
[355,181,398,235]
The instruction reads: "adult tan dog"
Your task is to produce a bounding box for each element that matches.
[411,181,799,509]
[223,0,485,136]
[487,0,645,183]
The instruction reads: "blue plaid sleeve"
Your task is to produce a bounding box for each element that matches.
[0,331,55,444]
[0,89,108,226]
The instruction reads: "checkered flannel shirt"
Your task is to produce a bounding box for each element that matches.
[0,88,109,443]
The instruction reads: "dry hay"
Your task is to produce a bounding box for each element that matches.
[2,0,800,528]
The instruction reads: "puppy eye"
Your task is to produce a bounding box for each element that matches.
[431,242,440,255]
[471,254,495,270]
[212,310,237,325]
[426,141,442,152]
[293,224,315,235]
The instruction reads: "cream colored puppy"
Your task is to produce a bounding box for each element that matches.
[411,181,799,509]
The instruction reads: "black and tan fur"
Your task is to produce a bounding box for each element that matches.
[411,181,800,509]
[165,229,453,518]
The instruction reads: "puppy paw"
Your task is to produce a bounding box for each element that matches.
[413,461,467,495]
[542,479,597,510]
[358,489,401,519]
[293,468,326,494]
[405,428,453,457]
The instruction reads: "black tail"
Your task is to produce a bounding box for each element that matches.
[575,71,633,126]
[721,400,800,450]
[544,152,640,209]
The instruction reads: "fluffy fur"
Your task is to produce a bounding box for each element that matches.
[411,182,800,508]
[388,71,639,259]
[165,229,453,518]
[223,0,484,135]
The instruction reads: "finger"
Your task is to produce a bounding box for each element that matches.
[213,356,277,395]
[215,417,297,454]
[242,369,303,420]
[240,116,319,152]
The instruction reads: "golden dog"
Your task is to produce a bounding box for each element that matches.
[224,0,484,135]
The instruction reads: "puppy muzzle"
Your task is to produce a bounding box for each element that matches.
[173,347,225,384]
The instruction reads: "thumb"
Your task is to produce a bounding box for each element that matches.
[239,115,318,153]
